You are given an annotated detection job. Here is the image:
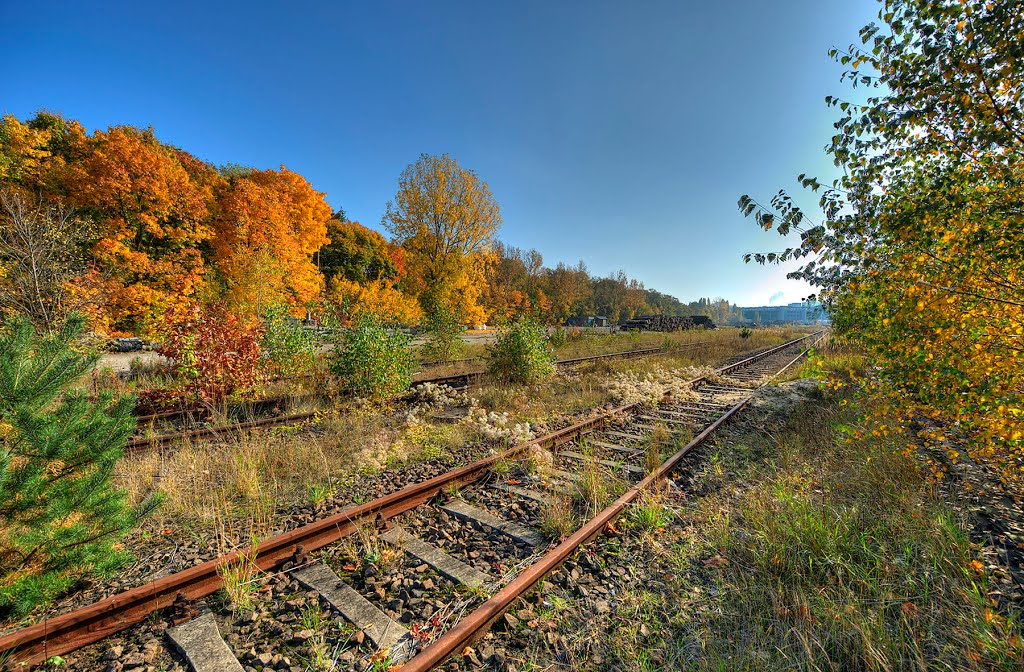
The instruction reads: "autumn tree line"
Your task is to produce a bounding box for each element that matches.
[0,114,734,337]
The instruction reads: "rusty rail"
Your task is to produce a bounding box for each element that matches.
[0,407,631,665]
[398,333,821,671]
[126,411,320,453]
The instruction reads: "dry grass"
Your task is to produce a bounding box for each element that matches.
[571,442,627,515]
[550,326,811,362]
[539,493,576,540]
[592,380,1023,670]
[356,522,404,570]
[475,327,808,429]
[116,405,469,548]
[573,457,612,514]
[114,327,808,547]
[645,423,670,474]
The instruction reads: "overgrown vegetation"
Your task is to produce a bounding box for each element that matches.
[155,301,265,404]
[626,490,671,533]
[260,303,320,378]
[329,314,414,400]
[115,329,801,553]
[688,395,1023,669]
[486,315,556,384]
[513,365,1022,670]
[218,544,263,614]
[539,494,576,540]
[420,301,465,362]
[0,316,159,617]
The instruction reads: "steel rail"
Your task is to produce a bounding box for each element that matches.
[0,332,820,666]
[398,335,821,672]
[125,410,320,453]
[0,408,630,665]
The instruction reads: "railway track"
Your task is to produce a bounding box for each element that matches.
[128,340,731,426]
[0,331,822,669]
[125,340,755,453]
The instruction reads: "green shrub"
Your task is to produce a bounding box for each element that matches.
[547,327,568,349]
[0,315,160,617]
[329,314,413,399]
[487,316,555,384]
[739,327,753,339]
[420,303,465,362]
[261,304,320,378]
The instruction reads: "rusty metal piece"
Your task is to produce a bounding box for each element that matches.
[168,592,197,625]
[280,544,309,571]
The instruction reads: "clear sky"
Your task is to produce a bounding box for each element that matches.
[1,0,879,306]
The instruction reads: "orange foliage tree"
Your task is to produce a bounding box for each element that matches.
[60,126,214,333]
[0,114,61,183]
[321,215,422,324]
[212,167,330,316]
[329,278,422,325]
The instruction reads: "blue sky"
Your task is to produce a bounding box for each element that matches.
[1,0,879,306]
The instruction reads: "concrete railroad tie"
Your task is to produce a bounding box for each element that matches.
[166,612,244,672]
[381,525,490,588]
[441,499,547,546]
[292,563,412,660]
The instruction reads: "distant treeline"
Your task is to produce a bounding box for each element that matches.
[0,112,740,334]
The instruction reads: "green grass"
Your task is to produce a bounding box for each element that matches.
[636,396,1022,671]
[626,491,672,532]
[504,342,1024,671]
[688,395,1024,667]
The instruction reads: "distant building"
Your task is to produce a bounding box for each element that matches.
[740,302,828,325]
